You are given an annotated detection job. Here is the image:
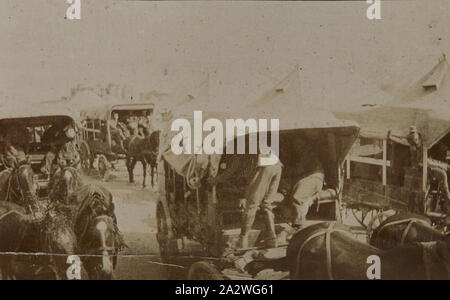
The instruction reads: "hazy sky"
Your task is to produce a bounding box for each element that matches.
[0,0,449,109]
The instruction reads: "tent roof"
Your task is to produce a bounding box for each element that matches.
[334,101,450,148]
[334,55,450,148]
[394,54,450,105]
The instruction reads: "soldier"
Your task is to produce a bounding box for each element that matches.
[110,112,126,153]
[284,136,325,227]
[41,122,80,177]
[208,149,282,249]
[389,127,450,213]
[138,110,153,131]
[2,123,31,168]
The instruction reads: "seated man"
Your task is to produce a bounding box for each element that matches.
[138,110,153,132]
[2,124,31,168]
[208,150,282,248]
[110,112,126,153]
[41,123,80,177]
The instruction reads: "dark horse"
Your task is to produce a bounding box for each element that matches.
[125,129,160,188]
[0,201,78,280]
[0,164,40,213]
[49,168,126,280]
[0,163,78,280]
[286,222,450,280]
[370,213,447,249]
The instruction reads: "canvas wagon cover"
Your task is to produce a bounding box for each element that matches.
[161,107,360,180]
[0,100,80,124]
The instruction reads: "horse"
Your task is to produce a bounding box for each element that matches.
[125,129,160,188]
[286,222,450,280]
[0,163,40,213]
[49,179,126,280]
[78,215,122,280]
[0,201,77,280]
[369,213,447,249]
[48,166,85,205]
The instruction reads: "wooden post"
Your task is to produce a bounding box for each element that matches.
[346,154,351,179]
[382,139,387,185]
[106,120,112,149]
[422,146,428,192]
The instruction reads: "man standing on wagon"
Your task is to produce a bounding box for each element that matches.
[208,143,282,249]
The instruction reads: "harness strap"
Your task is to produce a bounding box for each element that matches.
[377,218,430,245]
[295,222,351,280]
[0,210,27,221]
[421,242,437,280]
[401,220,416,244]
[325,222,334,280]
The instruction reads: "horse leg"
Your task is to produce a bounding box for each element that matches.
[142,160,147,188]
[150,165,155,188]
[127,157,136,184]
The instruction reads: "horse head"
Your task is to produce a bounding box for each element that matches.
[9,163,39,213]
[49,167,84,205]
[144,130,160,153]
[81,215,123,280]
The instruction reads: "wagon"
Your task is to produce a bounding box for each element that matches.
[0,101,81,198]
[155,107,360,279]
[335,101,450,233]
[77,102,155,180]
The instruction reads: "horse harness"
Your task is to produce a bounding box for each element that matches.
[377,218,431,245]
[295,222,353,280]
[5,166,35,215]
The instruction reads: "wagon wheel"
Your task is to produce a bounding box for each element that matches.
[366,210,397,242]
[78,141,91,175]
[97,155,111,181]
[187,261,224,280]
[156,202,170,257]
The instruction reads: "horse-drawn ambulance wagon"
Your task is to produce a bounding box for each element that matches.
[77,102,155,180]
[155,107,360,279]
[335,101,450,232]
[0,102,81,198]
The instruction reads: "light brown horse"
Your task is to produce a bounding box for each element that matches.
[286,222,449,280]
[125,129,160,188]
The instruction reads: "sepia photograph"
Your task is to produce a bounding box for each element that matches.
[0,0,449,284]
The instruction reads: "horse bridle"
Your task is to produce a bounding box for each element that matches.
[6,165,36,214]
[83,215,118,256]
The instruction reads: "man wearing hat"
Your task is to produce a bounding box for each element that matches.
[41,122,80,177]
[110,112,127,153]
[390,127,450,211]
[2,123,31,168]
